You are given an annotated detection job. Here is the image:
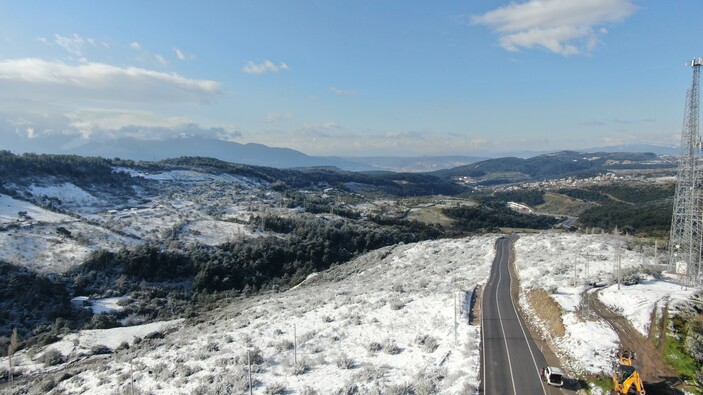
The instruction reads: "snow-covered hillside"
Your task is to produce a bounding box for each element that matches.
[0,194,139,272]
[0,168,276,271]
[514,232,696,375]
[5,236,496,394]
[3,227,700,394]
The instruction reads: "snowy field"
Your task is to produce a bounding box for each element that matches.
[514,232,697,375]
[0,194,139,272]
[0,169,271,271]
[599,277,696,336]
[9,236,497,394]
[0,194,73,225]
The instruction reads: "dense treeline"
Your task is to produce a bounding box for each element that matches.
[557,188,610,203]
[191,216,442,293]
[69,214,442,296]
[443,203,559,232]
[595,184,674,204]
[0,261,76,353]
[578,201,672,234]
[0,151,138,190]
[557,185,674,205]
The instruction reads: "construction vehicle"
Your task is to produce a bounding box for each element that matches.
[612,350,645,394]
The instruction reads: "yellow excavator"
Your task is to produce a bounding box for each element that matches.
[612,350,645,394]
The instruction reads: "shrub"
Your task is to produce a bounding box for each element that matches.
[335,383,360,395]
[144,331,164,340]
[236,347,264,365]
[300,386,319,395]
[38,376,57,392]
[91,344,112,355]
[336,353,354,369]
[273,340,294,352]
[87,313,121,329]
[619,268,642,286]
[383,339,400,355]
[416,334,439,353]
[386,383,414,395]
[389,298,405,311]
[42,348,65,367]
[291,359,310,375]
[116,341,130,351]
[368,341,382,352]
[413,367,446,395]
[265,382,287,395]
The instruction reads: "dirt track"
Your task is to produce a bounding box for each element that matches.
[589,292,681,395]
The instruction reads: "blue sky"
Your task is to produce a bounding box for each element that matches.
[1,0,702,156]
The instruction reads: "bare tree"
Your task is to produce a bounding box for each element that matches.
[8,328,18,386]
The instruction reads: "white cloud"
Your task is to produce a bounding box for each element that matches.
[174,47,186,61]
[129,42,141,50]
[66,108,191,132]
[154,54,168,65]
[241,60,289,74]
[472,0,636,55]
[0,58,220,103]
[3,106,239,145]
[329,86,357,97]
[54,33,87,56]
[265,112,293,123]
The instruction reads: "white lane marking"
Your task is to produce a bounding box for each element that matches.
[505,238,549,395]
[495,244,518,395]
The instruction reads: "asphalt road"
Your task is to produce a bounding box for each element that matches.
[480,236,564,395]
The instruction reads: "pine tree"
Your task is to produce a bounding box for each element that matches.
[8,328,18,386]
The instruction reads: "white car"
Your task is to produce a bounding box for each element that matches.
[540,366,564,386]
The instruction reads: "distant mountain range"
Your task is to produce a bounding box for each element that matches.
[58,137,679,173]
[68,137,368,170]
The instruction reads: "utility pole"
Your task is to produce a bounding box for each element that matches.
[617,246,622,291]
[669,57,703,285]
[454,292,457,345]
[248,350,253,395]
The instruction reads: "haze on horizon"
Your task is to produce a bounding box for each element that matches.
[0,0,701,158]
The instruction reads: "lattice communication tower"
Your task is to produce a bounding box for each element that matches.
[668,57,703,284]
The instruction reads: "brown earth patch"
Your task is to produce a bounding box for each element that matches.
[525,288,566,338]
[591,295,675,386]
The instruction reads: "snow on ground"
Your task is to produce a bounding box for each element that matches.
[29,183,101,208]
[181,220,253,246]
[514,232,645,375]
[0,227,92,272]
[0,194,73,225]
[6,320,184,377]
[72,296,128,314]
[140,170,267,188]
[0,219,139,273]
[43,236,496,394]
[515,231,699,376]
[598,277,696,336]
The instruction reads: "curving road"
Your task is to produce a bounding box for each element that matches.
[480,236,564,395]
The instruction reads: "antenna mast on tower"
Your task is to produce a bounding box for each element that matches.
[668,57,703,285]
